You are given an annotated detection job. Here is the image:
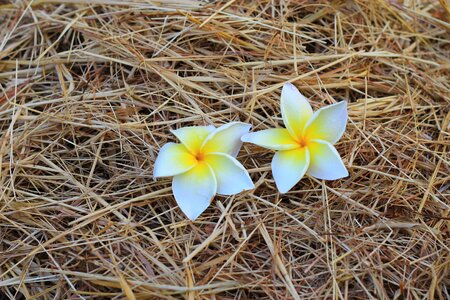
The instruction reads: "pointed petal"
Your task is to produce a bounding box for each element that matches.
[205,153,254,195]
[171,125,215,154]
[281,83,313,140]
[241,128,299,150]
[306,140,348,180]
[172,162,217,220]
[272,147,310,193]
[202,122,251,156]
[303,101,347,144]
[153,143,197,177]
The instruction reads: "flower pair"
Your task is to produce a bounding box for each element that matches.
[154,83,348,220]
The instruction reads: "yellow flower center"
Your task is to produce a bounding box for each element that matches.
[195,151,205,162]
[297,137,308,148]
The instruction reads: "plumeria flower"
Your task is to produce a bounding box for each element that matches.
[241,83,348,193]
[153,122,254,220]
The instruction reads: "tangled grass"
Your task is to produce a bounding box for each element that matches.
[0,0,449,299]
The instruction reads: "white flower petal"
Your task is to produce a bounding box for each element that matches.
[241,128,299,150]
[171,125,215,154]
[306,140,348,180]
[153,143,197,177]
[172,162,217,220]
[272,147,310,193]
[202,122,251,156]
[303,101,347,144]
[205,153,254,195]
[281,83,313,140]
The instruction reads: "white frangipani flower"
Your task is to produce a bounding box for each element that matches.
[154,122,254,220]
[241,83,348,193]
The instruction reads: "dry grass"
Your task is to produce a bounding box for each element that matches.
[0,0,449,299]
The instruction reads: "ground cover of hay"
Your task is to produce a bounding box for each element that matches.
[0,0,449,299]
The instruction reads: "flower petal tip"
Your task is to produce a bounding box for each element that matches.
[326,168,349,180]
[275,178,300,194]
[330,100,348,112]
[183,200,213,221]
[276,185,289,194]
[241,182,255,192]
[341,168,350,178]
[326,100,347,112]
[283,82,297,92]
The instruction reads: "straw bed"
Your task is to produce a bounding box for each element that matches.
[0,0,449,299]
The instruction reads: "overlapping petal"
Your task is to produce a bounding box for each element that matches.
[205,153,254,195]
[172,162,217,220]
[281,82,313,140]
[202,122,251,156]
[303,101,347,144]
[171,125,215,154]
[306,140,348,180]
[272,147,310,193]
[241,128,299,150]
[153,143,197,177]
